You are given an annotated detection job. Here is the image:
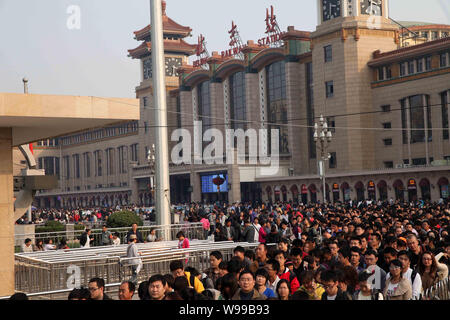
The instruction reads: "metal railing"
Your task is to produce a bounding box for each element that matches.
[0,282,123,301]
[15,222,205,251]
[14,240,259,295]
[419,276,450,300]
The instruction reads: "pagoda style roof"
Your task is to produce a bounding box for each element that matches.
[133,2,192,41]
[128,38,197,59]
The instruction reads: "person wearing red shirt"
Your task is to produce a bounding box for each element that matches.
[258,220,270,244]
[274,250,300,294]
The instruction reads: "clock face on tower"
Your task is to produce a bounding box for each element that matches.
[322,0,342,22]
[360,0,382,16]
[143,57,152,80]
[165,57,182,77]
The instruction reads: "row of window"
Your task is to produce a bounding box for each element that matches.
[377,52,449,81]
[380,91,449,147]
[383,157,448,168]
[416,31,449,41]
[59,145,139,180]
[36,139,59,147]
[37,157,60,178]
[60,121,138,146]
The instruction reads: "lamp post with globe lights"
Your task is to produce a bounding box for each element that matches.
[314,115,333,204]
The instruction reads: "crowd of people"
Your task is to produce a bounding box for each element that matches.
[16,205,157,225]
[46,200,449,301]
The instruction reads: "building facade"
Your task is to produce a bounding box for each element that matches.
[28,0,450,208]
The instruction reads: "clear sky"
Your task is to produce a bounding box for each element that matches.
[0,0,448,98]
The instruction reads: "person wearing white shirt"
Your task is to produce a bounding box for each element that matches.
[252,218,261,243]
[112,233,121,246]
[218,212,226,226]
[21,238,34,253]
[266,259,281,297]
[43,239,56,251]
[386,250,423,300]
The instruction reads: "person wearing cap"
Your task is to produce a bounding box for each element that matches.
[126,234,142,284]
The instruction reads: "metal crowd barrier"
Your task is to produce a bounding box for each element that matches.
[15,222,205,250]
[0,282,124,300]
[14,240,259,295]
[419,276,450,300]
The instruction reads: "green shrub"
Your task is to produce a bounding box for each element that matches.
[35,220,65,233]
[106,211,143,228]
[74,224,86,231]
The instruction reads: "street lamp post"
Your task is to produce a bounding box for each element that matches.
[147,144,156,206]
[314,115,333,204]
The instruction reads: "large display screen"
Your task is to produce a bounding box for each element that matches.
[201,174,228,193]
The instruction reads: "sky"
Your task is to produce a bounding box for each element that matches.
[0,0,449,98]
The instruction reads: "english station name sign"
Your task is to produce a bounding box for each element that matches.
[193,5,284,67]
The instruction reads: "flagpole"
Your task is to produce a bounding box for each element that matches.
[150,0,171,234]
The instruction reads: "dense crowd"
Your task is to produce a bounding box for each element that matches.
[67,201,450,300]
[14,200,450,300]
[16,205,156,225]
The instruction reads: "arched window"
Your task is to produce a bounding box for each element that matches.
[419,178,431,201]
[367,181,376,200]
[407,179,418,202]
[309,184,317,203]
[281,185,288,202]
[341,182,351,202]
[377,180,388,201]
[332,183,340,202]
[229,71,246,131]
[438,177,449,199]
[355,181,365,202]
[393,180,404,201]
[266,186,273,203]
[301,184,308,204]
[266,61,289,154]
[274,186,281,202]
[290,185,299,203]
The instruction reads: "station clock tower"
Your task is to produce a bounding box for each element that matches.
[311,0,399,171]
[127,0,197,190]
[128,1,196,90]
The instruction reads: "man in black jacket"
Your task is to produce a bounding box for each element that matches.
[321,270,351,300]
[88,277,113,300]
[126,223,144,243]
